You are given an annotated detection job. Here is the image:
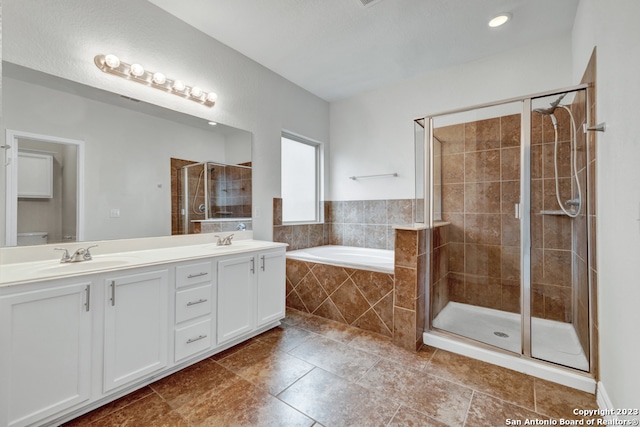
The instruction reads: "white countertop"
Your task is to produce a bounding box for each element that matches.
[0,239,287,287]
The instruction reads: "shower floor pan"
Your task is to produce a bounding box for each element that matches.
[432,302,588,371]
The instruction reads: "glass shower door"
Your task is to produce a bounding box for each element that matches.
[429,102,523,353]
[529,89,590,371]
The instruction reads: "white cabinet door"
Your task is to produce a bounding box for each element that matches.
[103,269,168,393]
[217,255,255,345]
[0,282,92,427]
[256,249,286,327]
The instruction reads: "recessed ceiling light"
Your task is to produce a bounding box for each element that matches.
[208,121,217,126]
[489,13,511,28]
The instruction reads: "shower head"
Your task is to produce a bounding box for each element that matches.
[533,93,567,127]
[533,93,567,116]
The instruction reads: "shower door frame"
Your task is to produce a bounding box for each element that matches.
[419,83,593,376]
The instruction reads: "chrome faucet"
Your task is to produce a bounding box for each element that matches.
[214,234,234,246]
[54,245,98,263]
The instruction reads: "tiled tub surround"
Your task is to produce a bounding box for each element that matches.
[284,225,428,351]
[285,258,395,338]
[272,197,415,251]
[430,222,451,320]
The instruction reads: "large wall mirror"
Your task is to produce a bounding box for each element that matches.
[2,63,252,247]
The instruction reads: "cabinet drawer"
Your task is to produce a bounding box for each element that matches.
[174,319,212,362]
[175,285,212,324]
[176,261,213,288]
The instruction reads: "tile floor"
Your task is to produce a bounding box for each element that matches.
[64,308,599,426]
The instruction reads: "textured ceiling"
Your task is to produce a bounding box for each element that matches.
[147,0,579,101]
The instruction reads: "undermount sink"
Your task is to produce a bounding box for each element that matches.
[35,257,135,273]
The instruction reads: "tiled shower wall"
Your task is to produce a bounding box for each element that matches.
[576,50,598,372]
[273,198,414,251]
[435,105,592,328]
[171,159,252,235]
[435,115,523,317]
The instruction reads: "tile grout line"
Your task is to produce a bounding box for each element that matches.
[422,367,538,414]
[384,404,403,427]
[461,390,475,426]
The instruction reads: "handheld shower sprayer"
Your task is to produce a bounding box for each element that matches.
[533,92,581,218]
[532,93,566,127]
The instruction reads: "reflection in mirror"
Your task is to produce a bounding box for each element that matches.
[2,62,252,247]
[11,134,82,246]
[172,160,252,235]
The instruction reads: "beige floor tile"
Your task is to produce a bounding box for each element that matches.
[209,337,257,361]
[388,406,451,426]
[348,328,436,371]
[279,368,400,426]
[254,322,312,352]
[289,334,379,382]
[216,339,280,372]
[534,378,599,420]
[91,393,186,427]
[465,392,546,427]
[295,314,364,344]
[358,359,472,425]
[426,349,536,410]
[236,350,315,395]
[178,378,313,426]
[150,358,240,409]
[63,312,599,427]
[61,386,154,426]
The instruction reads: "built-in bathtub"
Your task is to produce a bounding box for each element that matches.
[286,245,394,274]
[285,245,395,337]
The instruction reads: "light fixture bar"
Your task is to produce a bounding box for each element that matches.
[94,54,217,107]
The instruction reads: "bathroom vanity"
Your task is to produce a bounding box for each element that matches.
[0,236,286,427]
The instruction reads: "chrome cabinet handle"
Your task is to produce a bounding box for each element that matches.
[186,299,208,306]
[250,258,255,274]
[187,272,208,279]
[110,281,116,306]
[85,285,91,312]
[187,335,207,344]
[261,255,265,271]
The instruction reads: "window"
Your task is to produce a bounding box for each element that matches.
[281,132,320,223]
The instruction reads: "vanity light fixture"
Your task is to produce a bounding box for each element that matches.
[94,54,217,107]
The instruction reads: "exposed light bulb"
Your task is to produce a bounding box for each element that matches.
[172,80,185,92]
[94,54,218,108]
[130,63,145,77]
[104,54,120,69]
[488,13,511,27]
[190,86,203,98]
[152,72,166,85]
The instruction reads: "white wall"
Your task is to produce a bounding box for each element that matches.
[572,0,640,411]
[329,36,573,201]
[1,0,329,241]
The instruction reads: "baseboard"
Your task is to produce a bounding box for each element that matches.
[597,381,616,422]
